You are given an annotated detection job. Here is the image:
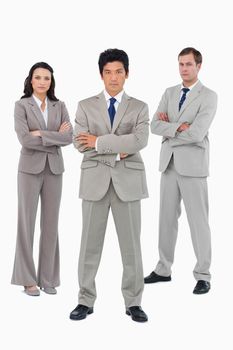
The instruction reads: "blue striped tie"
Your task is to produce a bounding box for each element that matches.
[179,88,190,111]
[108,97,116,127]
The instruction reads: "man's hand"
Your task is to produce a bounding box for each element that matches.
[158,112,169,122]
[76,132,97,149]
[59,121,71,133]
[30,130,41,137]
[120,153,128,159]
[177,123,190,132]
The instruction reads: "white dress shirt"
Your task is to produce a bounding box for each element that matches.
[33,94,48,127]
[103,89,124,112]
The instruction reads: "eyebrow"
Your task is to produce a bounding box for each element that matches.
[34,75,51,78]
[103,68,124,72]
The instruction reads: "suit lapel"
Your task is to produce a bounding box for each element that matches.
[96,91,131,133]
[96,92,111,132]
[178,81,203,118]
[47,99,58,130]
[179,81,203,117]
[28,96,46,129]
[112,92,130,133]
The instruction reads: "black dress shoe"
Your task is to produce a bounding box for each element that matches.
[70,304,94,320]
[193,280,210,294]
[126,306,148,323]
[144,271,171,284]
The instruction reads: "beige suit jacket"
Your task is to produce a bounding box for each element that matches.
[73,92,149,201]
[151,81,217,177]
[14,96,73,174]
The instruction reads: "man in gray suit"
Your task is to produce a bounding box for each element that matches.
[144,47,217,294]
[70,49,149,322]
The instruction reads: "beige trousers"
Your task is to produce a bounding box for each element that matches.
[78,182,144,307]
[11,160,62,287]
[155,158,211,281]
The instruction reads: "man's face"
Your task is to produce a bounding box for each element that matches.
[179,53,201,86]
[101,61,128,96]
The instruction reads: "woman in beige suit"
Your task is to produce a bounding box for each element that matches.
[11,62,72,296]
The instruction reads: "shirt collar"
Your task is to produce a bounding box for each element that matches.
[103,90,124,103]
[181,80,199,91]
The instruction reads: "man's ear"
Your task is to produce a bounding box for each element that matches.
[197,64,201,72]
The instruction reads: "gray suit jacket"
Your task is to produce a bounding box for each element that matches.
[151,81,217,177]
[15,97,73,174]
[73,92,149,201]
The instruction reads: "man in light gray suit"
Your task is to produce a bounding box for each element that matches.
[70,49,149,322]
[144,47,217,294]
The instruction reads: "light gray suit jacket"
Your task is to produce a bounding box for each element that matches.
[73,92,149,202]
[151,81,217,177]
[14,97,73,174]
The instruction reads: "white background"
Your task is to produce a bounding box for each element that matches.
[0,0,232,349]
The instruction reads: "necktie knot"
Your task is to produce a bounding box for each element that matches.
[182,88,190,94]
[109,97,116,105]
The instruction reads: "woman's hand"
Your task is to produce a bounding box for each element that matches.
[59,122,71,133]
[30,130,41,137]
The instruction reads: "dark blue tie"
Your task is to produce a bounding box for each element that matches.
[108,97,116,127]
[179,88,190,111]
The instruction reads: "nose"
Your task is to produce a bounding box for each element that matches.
[110,73,117,81]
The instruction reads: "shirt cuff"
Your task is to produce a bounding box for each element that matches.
[95,137,98,151]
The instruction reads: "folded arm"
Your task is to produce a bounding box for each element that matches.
[169,91,217,147]
[73,102,118,167]
[96,103,149,154]
[14,102,56,153]
[151,89,182,138]
[40,102,73,146]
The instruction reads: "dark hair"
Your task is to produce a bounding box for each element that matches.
[21,62,58,100]
[98,48,129,75]
[178,47,202,65]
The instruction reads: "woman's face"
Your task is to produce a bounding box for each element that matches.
[31,68,52,97]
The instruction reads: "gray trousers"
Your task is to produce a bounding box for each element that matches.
[11,161,62,287]
[155,159,211,281]
[78,182,144,307]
